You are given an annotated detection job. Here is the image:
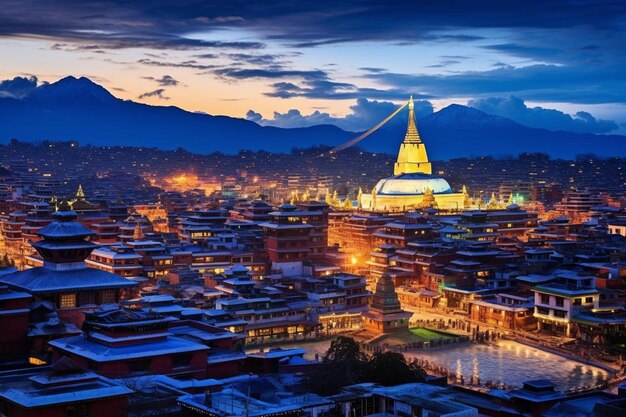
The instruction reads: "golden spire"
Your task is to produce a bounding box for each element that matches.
[403,95,422,144]
[133,223,144,241]
[76,184,85,199]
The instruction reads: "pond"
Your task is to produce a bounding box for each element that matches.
[405,339,611,390]
[275,338,611,391]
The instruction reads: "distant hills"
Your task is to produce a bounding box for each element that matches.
[0,76,624,159]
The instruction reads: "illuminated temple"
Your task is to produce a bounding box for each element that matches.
[360,97,468,211]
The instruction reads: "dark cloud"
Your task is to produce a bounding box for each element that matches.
[1,1,623,51]
[359,67,387,74]
[425,59,461,68]
[481,43,562,62]
[143,74,180,86]
[246,97,433,131]
[364,64,626,104]
[137,58,217,70]
[245,110,263,123]
[193,53,218,59]
[224,53,286,66]
[468,96,618,134]
[215,68,328,80]
[195,16,245,25]
[222,67,432,100]
[266,79,418,100]
[0,1,625,107]
[137,88,169,100]
[0,75,39,98]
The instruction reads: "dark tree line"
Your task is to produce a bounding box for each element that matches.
[307,336,427,395]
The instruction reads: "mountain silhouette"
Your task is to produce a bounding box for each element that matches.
[0,76,624,159]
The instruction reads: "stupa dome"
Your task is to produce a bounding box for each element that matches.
[374,173,453,195]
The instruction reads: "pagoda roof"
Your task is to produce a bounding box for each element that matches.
[0,267,137,294]
[49,334,207,362]
[32,240,98,251]
[37,216,95,239]
[0,371,132,408]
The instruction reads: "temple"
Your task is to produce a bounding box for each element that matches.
[0,206,137,327]
[394,96,432,176]
[360,97,468,211]
[362,272,412,334]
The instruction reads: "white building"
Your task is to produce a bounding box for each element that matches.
[533,272,599,337]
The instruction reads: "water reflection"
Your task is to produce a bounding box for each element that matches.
[272,339,611,391]
[406,340,610,390]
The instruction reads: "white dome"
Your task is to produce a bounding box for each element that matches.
[375,173,452,195]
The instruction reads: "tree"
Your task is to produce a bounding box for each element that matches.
[307,336,368,395]
[307,337,427,395]
[365,351,426,386]
[323,336,367,363]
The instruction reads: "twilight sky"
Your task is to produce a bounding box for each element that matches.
[1,0,625,134]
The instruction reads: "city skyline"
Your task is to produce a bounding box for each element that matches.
[1,1,625,134]
[1,3,626,417]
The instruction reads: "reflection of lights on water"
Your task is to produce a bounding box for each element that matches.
[456,359,463,380]
[347,340,612,390]
[472,357,480,380]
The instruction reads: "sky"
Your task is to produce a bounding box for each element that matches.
[0,0,625,134]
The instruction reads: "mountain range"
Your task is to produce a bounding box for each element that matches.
[0,76,624,159]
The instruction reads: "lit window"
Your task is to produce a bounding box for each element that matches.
[60,293,77,308]
[29,357,46,366]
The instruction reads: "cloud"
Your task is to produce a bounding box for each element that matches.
[359,67,387,74]
[143,74,180,86]
[246,97,433,131]
[1,1,623,52]
[468,96,618,134]
[224,53,286,66]
[213,66,426,100]
[1,1,625,109]
[0,75,39,98]
[425,59,461,68]
[364,64,626,104]
[138,88,169,100]
[245,110,263,123]
[266,78,431,101]
[195,16,245,25]
[214,68,328,80]
[138,58,217,70]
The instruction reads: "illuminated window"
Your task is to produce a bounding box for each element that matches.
[28,357,46,366]
[59,293,77,308]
